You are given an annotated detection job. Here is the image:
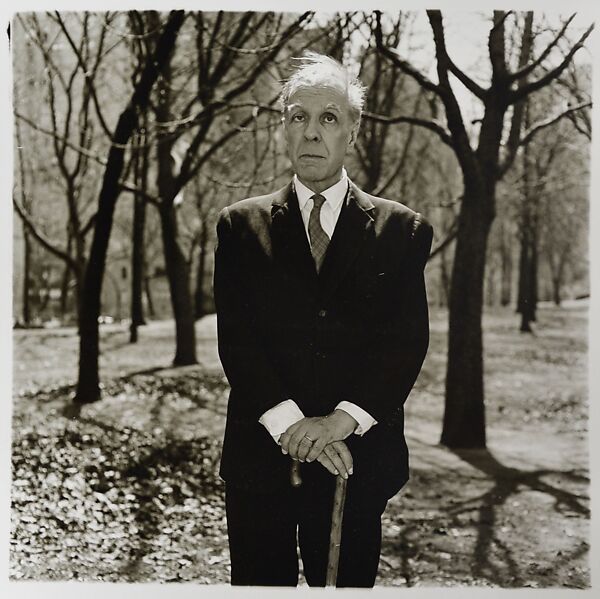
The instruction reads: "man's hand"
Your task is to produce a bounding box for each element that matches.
[280,410,357,476]
[314,441,353,478]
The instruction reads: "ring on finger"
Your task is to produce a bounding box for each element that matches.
[303,435,314,443]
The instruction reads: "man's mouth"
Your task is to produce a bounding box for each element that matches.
[300,153,325,159]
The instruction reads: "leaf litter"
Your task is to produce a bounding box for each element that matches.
[11,371,230,583]
[11,305,590,586]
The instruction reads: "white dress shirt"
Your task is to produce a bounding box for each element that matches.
[258,168,378,442]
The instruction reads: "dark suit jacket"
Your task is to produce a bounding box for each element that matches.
[213,180,433,500]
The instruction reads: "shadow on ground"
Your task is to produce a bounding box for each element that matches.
[380,443,590,588]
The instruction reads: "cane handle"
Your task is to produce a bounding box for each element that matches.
[290,460,302,487]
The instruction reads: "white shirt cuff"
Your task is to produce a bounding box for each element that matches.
[259,399,304,443]
[335,401,377,436]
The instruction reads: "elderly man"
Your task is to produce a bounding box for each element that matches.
[214,52,433,587]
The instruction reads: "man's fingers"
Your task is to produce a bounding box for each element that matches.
[330,440,353,474]
[280,417,349,463]
[297,436,313,461]
[323,444,349,478]
[288,426,309,460]
[279,430,291,454]
[324,441,353,478]
[280,420,305,453]
[316,452,338,476]
[305,437,327,463]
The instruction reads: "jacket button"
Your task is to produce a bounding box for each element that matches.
[318,309,327,318]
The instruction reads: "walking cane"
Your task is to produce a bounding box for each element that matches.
[289,460,348,587]
[326,474,347,586]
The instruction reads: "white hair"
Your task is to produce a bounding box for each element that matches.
[279,51,367,124]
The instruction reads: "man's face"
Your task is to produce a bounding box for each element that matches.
[283,84,358,193]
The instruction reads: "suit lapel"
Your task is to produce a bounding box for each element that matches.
[318,181,375,302]
[270,180,375,301]
[271,183,319,290]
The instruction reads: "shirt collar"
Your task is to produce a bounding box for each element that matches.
[294,167,348,212]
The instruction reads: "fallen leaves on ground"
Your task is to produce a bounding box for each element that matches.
[10,304,590,587]
[10,372,230,583]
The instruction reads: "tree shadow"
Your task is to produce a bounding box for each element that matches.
[381,439,589,587]
[117,365,177,380]
[450,447,589,586]
[114,436,225,581]
[57,366,228,425]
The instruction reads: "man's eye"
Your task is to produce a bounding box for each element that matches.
[323,113,337,123]
[291,113,304,122]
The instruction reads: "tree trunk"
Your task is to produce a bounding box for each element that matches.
[438,246,450,308]
[107,269,123,321]
[75,11,185,403]
[517,226,527,313]
[518,226,538,331]
[530,220,538,321]
[129,195,146,343]
[72,264,85,334]
[499,220,512,307]
[39,279,51,314]
[552,274,561,306]
[22,231,31,326]
[517,106,538,333]
[59,262,71,318]
[194,217,208,319]
[519,262,534,331]
[159,203,197,365]
[144,275,155,317]
[485,261,496,307]
[441,191,492,448]
[517,223,535,332]
[153,35,197,366]
[129,129,148,343]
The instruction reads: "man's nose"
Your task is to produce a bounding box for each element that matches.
[303,117,321,141]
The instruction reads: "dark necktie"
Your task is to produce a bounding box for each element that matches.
[308,194,330,272]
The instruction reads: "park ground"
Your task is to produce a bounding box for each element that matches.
[10,302,590,587]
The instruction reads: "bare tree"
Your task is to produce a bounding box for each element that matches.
[75,10,186,403]
[14,114,35,326]
[516,98,540,331]
[129,123,150,342]
[130,11,313,365]
[127,15,154,343]
[375,11,593,447]
[13,13,121,322]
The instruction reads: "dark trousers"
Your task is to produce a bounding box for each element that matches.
[225,463,388,587]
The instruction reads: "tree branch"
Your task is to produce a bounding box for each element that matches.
[497,12,534,178]
[429,218,459,260]
[363,110,454,147]
[518,101,592,147]
[177,12,312,188]
[374,11,442,96]
[567,110,591,140]
[422,10,486,99]
[509,22,594,103]
[426,11,474,165]
[118,182,161,207]
[13,197,78,270]
[490,10,514,33]
[488,11,509,79]
[54,11,114,138]
[509,14,576,82]
[14,111,108,166]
